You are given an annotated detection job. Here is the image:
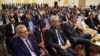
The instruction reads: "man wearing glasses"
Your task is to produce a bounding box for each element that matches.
[11,24,41,56]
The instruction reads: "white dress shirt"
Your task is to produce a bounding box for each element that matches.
[28,21,35,32]
[6,18,10,24]
[18,16,21,22]
[11,24,15,34]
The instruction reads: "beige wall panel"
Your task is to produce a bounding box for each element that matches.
[78,0,86,8]
[86,0,100,7]
[24,0,29,4]
[32,0,35,3]
[64,0,69,4]
[16,0,21,3]
[0,0,2,9]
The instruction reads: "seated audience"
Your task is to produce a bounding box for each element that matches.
[76,16,97,37]
[85,11,100,33]
[63,15,91,56]
[23,14,41,44]
[5,18,18,54]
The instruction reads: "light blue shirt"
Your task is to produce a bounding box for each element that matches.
[28,20,35,32]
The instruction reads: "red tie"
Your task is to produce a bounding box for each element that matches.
[25,39,36,53]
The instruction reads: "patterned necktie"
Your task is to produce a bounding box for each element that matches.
[25,39,36,53]
[57,29,64,45]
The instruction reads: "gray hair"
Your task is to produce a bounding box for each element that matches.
[16,24,26,33]
[50,15,59,22]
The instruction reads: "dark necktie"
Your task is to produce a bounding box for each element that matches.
[91,18,95,26]
[57,30,64,45]
[25,39,36,54]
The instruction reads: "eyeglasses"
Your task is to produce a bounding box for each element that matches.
[19,30,28,33]
[53,20,59,22]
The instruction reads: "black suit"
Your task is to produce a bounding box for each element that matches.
[2,18,9,25]
[63,22,91,56]
[5,23,18,54]
[39,18,50,29]
[12,36,41,56]
[85,17,96,29]
[5,23,17,36]
[23,19,41,44]
[13,14,18,23]
[93,16,100,26]
[13,14,24,24]
[47,26,77,56]
[85,17,100,33]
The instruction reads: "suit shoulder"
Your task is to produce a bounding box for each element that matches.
[13,38,21,45]
[48,27,54,32]
[6,23,10,26]
[64,23,70,28]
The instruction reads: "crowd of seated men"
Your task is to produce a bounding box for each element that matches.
[0,3,100,56]
[1,3,49,10]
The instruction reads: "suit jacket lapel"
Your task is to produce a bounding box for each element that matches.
[68,22,74,30]
[50,27,61,44]
[28,37,40,56]
[57,27,66,43]
[18,38,31,55]
[51,27,58,38]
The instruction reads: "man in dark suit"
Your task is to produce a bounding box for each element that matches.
[39,13,50,30]
[63,15,91,56]
[2,14,10,25]
[60,12,69,23]
[85,11,100,33]
[85,11,98,30]
[13,9,24,24]
[12,24,41,56]
[23,14,38,32]
[5,17,18,54]
[47,15,77,56]
[23,14,41,44]
[13,9,19,23]
[5,17,18,38]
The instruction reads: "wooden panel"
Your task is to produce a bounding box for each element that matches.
[64,0,69,4]
[78,0,86,8]
[0,0,2,7]
[0,0,2,9]
[0,0,2,4]
[24,0,29,4]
